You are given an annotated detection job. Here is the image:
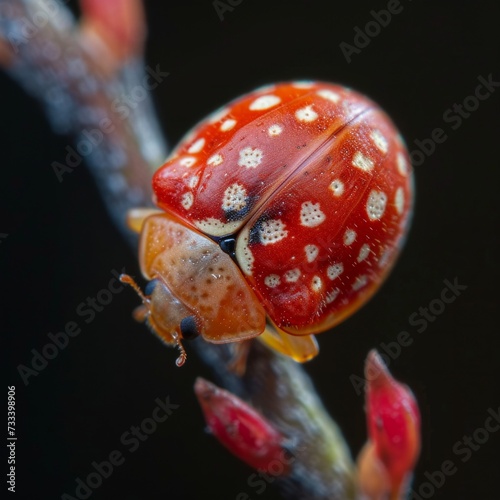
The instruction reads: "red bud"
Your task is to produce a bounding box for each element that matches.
[80,0,145,64]
[364,350,421,497]
[194,377,290,474]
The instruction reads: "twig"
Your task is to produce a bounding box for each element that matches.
[0,0,166,239]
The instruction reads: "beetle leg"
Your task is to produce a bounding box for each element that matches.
[126,208,163,233]
[259,322,319,363]
[172,332,187,367]
[121,272,188,366]
[120,274,152,323]
[227,341,252,376]
[132,304,149,322]
[120,274,148,301]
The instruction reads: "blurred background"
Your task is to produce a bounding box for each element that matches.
[2,0,499,498]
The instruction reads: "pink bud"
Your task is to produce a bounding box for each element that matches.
[80,0,145,62]
[194,377,290,474]
[363,350,421,497]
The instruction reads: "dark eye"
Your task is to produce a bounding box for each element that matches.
[180,316,200,340]
[145,279,159,296]
[218,236,236,257]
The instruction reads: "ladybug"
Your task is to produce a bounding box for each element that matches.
[122,81,414,367]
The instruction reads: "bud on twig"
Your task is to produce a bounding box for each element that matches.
[194,377,291,475]
[79,0,146,71]
[358,350,421,500]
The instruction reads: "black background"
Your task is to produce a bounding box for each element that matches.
[2,1,500,499]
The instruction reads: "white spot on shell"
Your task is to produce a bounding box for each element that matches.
[208,107,228,123]
[395,187,404,214]
[352,151,374,171]
[327,263,343,280]
[325,288,340,303]
[249,95,281,110]
[181,192,193,210]
[238,147,263,168]
[194,218,240,235]
[180,156,196,167]
[207,154,223,166]
[366,190,388,220]
[300,202,325,227]
[295,105,318,122]
[370,129,388,154]
[188,175,199,189]
[236,230,254,275]
[305,244,319,263]
[188,138,205,154]
[222,183,248,212]
[397,152,408,176]
[352,275,368,291]
[259,219,288,245]
[378,247,393,269]
[357,244,371,262]
[268,124,283,137]
[343,229,356,246]
[329,179,344,196]
[220,119,237,131]
[311,276,323,293]
[343,96,364,116]
[317,89,340,103]
[264,274,281,288]
[284,268,301,282]
[180,128,197,147]
[257,84,277,93]
[293,81,314,88]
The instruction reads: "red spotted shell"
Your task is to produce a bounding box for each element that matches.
[152,81,413,335]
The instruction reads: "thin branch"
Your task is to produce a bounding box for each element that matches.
[0,0,166,239]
